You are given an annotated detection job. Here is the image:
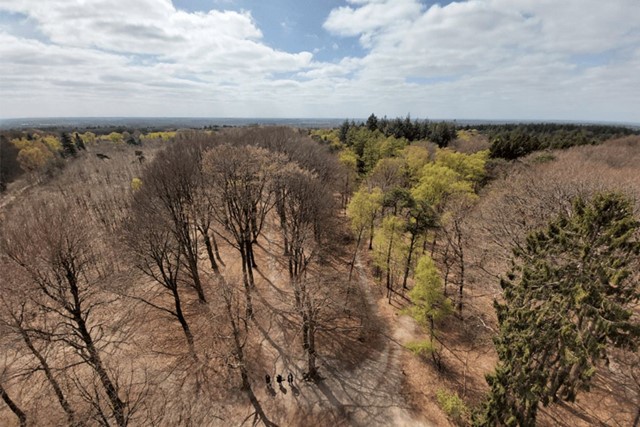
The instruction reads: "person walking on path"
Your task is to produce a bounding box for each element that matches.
[287,373,293,385]
[276,374,283,385]
[265,374,271,386]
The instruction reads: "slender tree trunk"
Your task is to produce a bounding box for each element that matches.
[443,245,451,297]
[278,191,289,256]
[368,216,375,250]
[385,225,395,304]
[402,231,417,290]
[240,368,277,427]
[225,293,276,427]
[348,229,363,282]
[172,286,197,360]
[187,254,206,303]
[457,250,465,316]
[245,240,256,286]
[306,309,317,380]
[75,316,127,427]
[18,328,77,425]
[211,233,224,265]
[203,233,219,274]
[0,382,27,427]
[239,246,254,319]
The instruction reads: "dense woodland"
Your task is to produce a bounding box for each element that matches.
[0,120,639,427]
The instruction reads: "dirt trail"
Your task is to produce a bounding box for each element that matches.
[253,228,430,427]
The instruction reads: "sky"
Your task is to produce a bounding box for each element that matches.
[0,0,639,122]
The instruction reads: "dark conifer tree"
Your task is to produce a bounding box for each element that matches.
[60,132,77,158]
[476,193,640,426]
[74,132,86,151]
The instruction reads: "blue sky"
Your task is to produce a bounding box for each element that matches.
[174,0,367,62]
[0,0,639,122]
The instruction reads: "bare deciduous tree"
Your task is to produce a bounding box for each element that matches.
[142,144,207,303]
[124,193,197,360]
[2,200,131,426]
[203,144,285,317]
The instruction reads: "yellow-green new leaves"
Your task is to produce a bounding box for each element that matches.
[346,186,383,236]
[435,148,488,186]
[17,143,54,171]
[407,255,452,327]
[131,178,143,191]
[372,215,406,292]
[401,145,430,181]
[409,149,487,211]
[411,163,475,209]
[339,148,358,174]
[11,135,61,173]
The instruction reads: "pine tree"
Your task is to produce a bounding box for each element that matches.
[74,133,86,151]
[476,193,640,426]
[60,132,77,158]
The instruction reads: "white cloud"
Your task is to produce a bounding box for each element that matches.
[0,0,639,121]
[320,0,640,122]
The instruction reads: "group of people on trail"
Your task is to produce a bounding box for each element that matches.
[266,372,294,389]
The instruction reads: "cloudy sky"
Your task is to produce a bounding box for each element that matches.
[1,0,639,122]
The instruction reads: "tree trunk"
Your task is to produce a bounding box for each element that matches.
[226,294,276,427]
[385,225,395,304]
[240,368,278,427]
[456,224,465,316]
[172,286,197,360]
[348,230,363,283]
[187,255,206,303]
[19,328,77,425]
[0,382,27,427]
[307,313,317,380]
[245,240,257,286]
[211,232,224,265]
[368,215,375,250]
[239,246,254,319]
[401,231,417,290]
[203,233,219,274]
[76,315,127,427]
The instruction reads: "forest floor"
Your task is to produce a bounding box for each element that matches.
[228,224,431,427]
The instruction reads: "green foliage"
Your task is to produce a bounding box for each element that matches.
[405,340,435,357]
[141,131,176,142]
[401,145,430,182]
[346,187,384,237]
[16,141,55,172]
[106,132,124,144]
[435,148,488,187]
[408,255,452,328]
[531,152,555,163]
[0,136,22,191]
[74,133,86,151]
[477,193,640,426]
[131,177,143,191]
[372,215,406,277]
[60,133,77,158]
[480,123,639,160]
[411,163,475,210]
[436,389,470,425]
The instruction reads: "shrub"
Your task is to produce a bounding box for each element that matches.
[436,388,470,425]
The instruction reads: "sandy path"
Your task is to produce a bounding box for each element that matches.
[252,228,430,427]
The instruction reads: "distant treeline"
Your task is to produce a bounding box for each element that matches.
[340,114,458,148]
[468,123,640,160]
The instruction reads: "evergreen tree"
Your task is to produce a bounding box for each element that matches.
[74,133,86,151]
[366,113,378,132]
[60,132,77,158]
[339,119,351,144]
[477,193,640,426]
